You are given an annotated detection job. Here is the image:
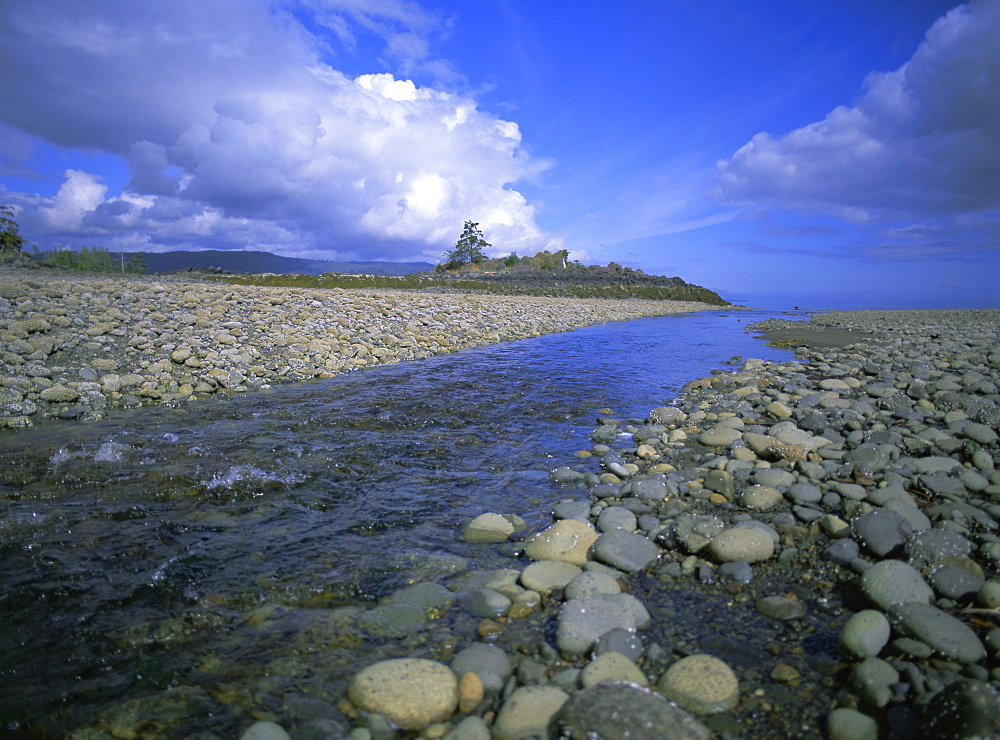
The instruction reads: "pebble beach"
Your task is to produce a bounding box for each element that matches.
[333,309,1000,740]
[3,267,1000,738]
[0,270,715,429]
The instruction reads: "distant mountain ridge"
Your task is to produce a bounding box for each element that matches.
[131,250,434,276]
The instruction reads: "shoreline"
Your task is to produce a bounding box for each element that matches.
[0,270,721,430]
[5,266,999,735]
[330,308,1000,739]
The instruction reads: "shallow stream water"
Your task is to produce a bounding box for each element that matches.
[0,308,806,736]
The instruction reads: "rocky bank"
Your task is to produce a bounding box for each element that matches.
[0,270,715,430]
[316,309,1000,740]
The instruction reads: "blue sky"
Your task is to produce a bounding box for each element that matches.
[1,0,997,309]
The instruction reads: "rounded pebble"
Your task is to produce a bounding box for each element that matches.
[708,526,775,563]
[348,658,458,730]
[860,560,933,609]
[658,654,739,715]
[552,682,710,740]
[839,610,891,660]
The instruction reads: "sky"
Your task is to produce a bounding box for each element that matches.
[1,0,998,309]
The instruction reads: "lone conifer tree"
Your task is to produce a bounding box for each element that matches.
[444,221,490,269]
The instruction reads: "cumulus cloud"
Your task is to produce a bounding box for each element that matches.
[715,0,1000,226]
[0,0,555,260]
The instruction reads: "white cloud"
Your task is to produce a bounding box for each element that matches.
[43,170,108,232]
[0,0,552,261]
[715,0,1000,225]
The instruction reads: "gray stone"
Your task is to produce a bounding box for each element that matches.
[698,427,742,448]
[844,443,889,473]
[752,468,795,488]
[591,529,660,573]
[520,560,582,593]
[593,626,644,662]
[848,658,899,708]
[839,609,891,660]
[386,582,456,613]
[557,593,651,655]
[525,519,599,565]
[717,560,753,585]
[597,505,638,532]
[240,721,291,740]
[738,485,783,510]
[755,595,806,621]
[552,682,710,740]
[450,643,513,693]
[703,469,735,498]
[921,681,1000,739]
[787,482,823,504]
[928,562,985,602]
[851,508,913,557]
[905,529,973,570]
[860,560,933,609]
[827,708,878,740]
[887,602,986,663]
[580,652,648,687]
[442,715,490,740]
[469,588,511,618]
[359,603,427,637]
[552,499,591,521]
[564,570,621,599]
[493,686,569,740]
[964,422,999,445]
[632,478,669,502]
[709,525,774,563]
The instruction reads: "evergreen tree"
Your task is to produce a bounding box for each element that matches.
[0,205,24,254]
[443,221,491,269]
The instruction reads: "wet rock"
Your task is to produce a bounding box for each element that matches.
[580,652,648,687]
[348,658,458,731]
[851,508,913,558]
[591,528,660,573]
[520,560,582,593]
[848,657,899,708]
[493,685,569,740]
[597,505,638,532]
[658,654,739,715]
[887,602,986,663]
[463,513,515,543]
[708,525,775,563]
[755,595,806,621]
[239,721,291,740]
[827,707,878,740]
[698,427,742,448]
[443,715,490,740]
[525,519,599,565]
[921,680,1000,740]
[860,560,934,609]
[905,529,973,570]
[738,484,783,510]
[564,570,621,599]
[450,643,512,693]
[928,562,985,602]
[839,609,891,660]
[593,626,644,662]
[552,682,710,740]
[556,593,650,655]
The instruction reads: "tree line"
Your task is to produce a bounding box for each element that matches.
[1,204,145,273]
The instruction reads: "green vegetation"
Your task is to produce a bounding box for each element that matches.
[1,205,25,254]
[42,246,147,273]
[442,221,490,269]
[218,271,729,304]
